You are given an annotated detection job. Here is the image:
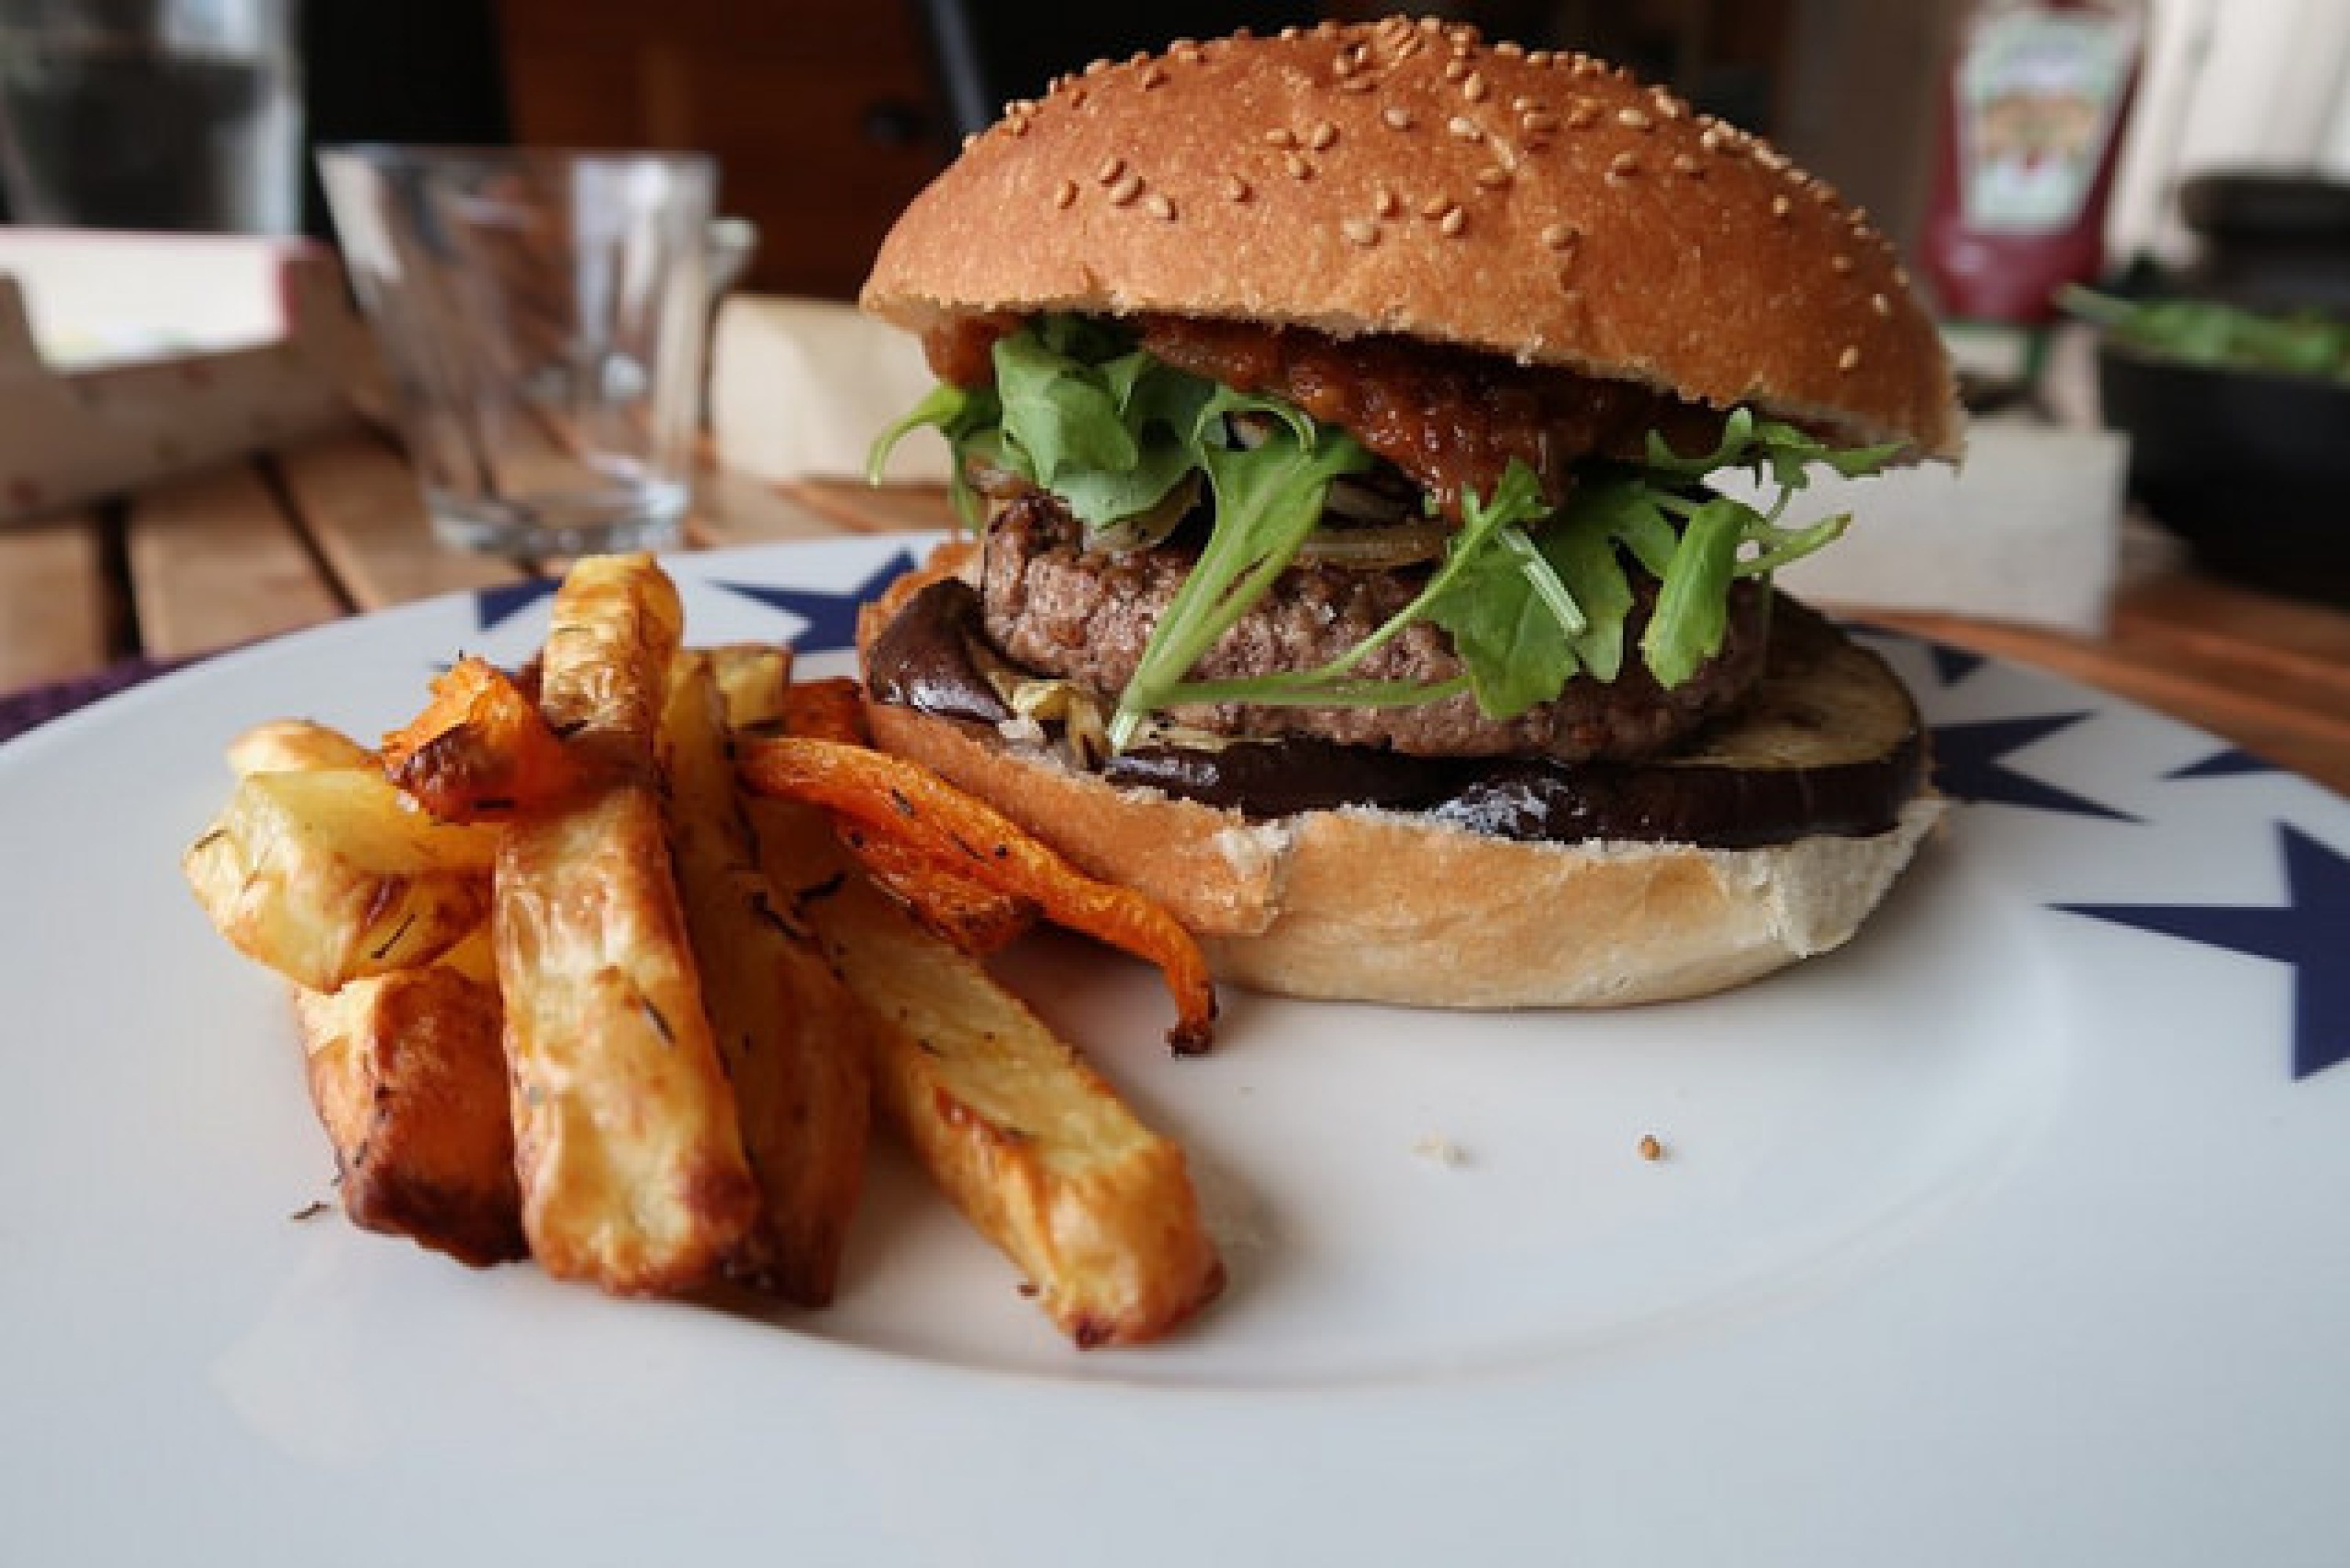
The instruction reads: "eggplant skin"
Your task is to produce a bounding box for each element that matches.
[873,578,1925,850]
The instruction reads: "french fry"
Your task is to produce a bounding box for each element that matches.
[702,643,794,733]
[660,652,870,1306]
[738,736,1218,1053]
[292,956,525,1268]
[494,553,762,1295]
[380,656,582,822]
[226,717,376,775]
[184,766,499,992]
[750,795,1224,1346]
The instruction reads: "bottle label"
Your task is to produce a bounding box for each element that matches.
[1957,7,2141,234]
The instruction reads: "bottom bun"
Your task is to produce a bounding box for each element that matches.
[860,695,1945,1009]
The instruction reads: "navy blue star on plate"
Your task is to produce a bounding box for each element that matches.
[1931,712,2138,822]
[472,578,560,636]
[714,550,918,653]
[2058,824,2350,1080]
[2167,746,2280,782]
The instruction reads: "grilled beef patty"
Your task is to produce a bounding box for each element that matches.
[978,492,1770,763]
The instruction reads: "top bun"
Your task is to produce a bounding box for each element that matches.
[862,16,1961,461]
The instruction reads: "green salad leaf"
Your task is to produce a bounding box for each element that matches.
[867,316,1894,745]
[2062,285,2350,382]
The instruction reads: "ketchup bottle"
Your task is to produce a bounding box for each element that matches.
[1922,0,2147,327]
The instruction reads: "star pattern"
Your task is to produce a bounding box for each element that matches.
[471,578,560,636]
[713,550,919,653]
[1930,713,2139,822]
[2167,746,2280,782]
[2057,826,2350,1080]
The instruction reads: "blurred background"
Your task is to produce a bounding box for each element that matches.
[0,0,2343,302]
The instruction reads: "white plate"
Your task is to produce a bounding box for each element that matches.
[4,536,2345,1566]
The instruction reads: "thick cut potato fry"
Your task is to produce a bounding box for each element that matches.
[536,551,685,780]
[292,961,525,1268]
[226,718,376,776]
[752,799,1224,1347]
[381,656,582,822]
[660,654,870,1306]
[497,787,762,1294]
[739,736,1217,1053]
[494,553,760,1295]
[184,767,499,992]
[702,643,794,733]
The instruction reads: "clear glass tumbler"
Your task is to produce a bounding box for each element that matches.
[316,146,716,556]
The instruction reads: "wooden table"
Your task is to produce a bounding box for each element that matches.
[4,425,2348,800]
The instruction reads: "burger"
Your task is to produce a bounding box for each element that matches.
[853,17,1961,1007]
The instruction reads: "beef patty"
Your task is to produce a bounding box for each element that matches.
[978,493,1770,763]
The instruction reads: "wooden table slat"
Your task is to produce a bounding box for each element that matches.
[684,466,855,551]
[782,477,955,536]
[273,431,530,612]
[0,508,110,691]
[124,458,345,659]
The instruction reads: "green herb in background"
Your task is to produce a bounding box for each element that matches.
[2063,286,2350,382]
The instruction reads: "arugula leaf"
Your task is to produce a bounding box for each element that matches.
[1107,415,1372,746]
[868,315,1897,742]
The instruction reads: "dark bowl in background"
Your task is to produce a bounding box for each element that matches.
[2097,340,2350,604]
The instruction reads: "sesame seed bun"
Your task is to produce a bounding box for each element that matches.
[861,16,1961,460]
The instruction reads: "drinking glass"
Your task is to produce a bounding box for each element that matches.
[316,146,716,556]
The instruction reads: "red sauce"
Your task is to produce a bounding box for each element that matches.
[919,315,1726,515]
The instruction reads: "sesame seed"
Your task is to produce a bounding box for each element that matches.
[1383,106,1415,130]
[1222,172,1252,202]
[1443,57,1470,81]
[1339,74,1375,93]
[1097,156,1125,184]
[1145,191,1175,220]
[1332,49,1356,77]
[1618,107,1652,130]
[1838,346,1861,372]
[1285,151,1313,180]
[1871,292,1892,316]
[1341,217,1379,247]
[1005,117,1029,138]
[1512,94,1539,112]
[1495,39,1524,58]
[1566,100,1600,129]
[1439,204,1466,236]
[1522,110,1559,134]
[1084,57,1112,77]
[1052,178,1077,209]
[1771,193,1792,219]
[1831,254,1855,274]
[1264,127,1297,149]
[1607,151,1640,179]
[1419,193,1452,218]
[1374,186,1401,218]
[1463,70,1489,102]
[1672,153,1701,176]
[1308,119,1338,150]
[1541,222,1578,250]
[1139,63,1167,89]
[960,131,978,150]
[1448,115,1483,141]
[1107,172,1142,206]
[1171,42,1202,64]
[1528,49,1553,66]
[1476,164,1512,190]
